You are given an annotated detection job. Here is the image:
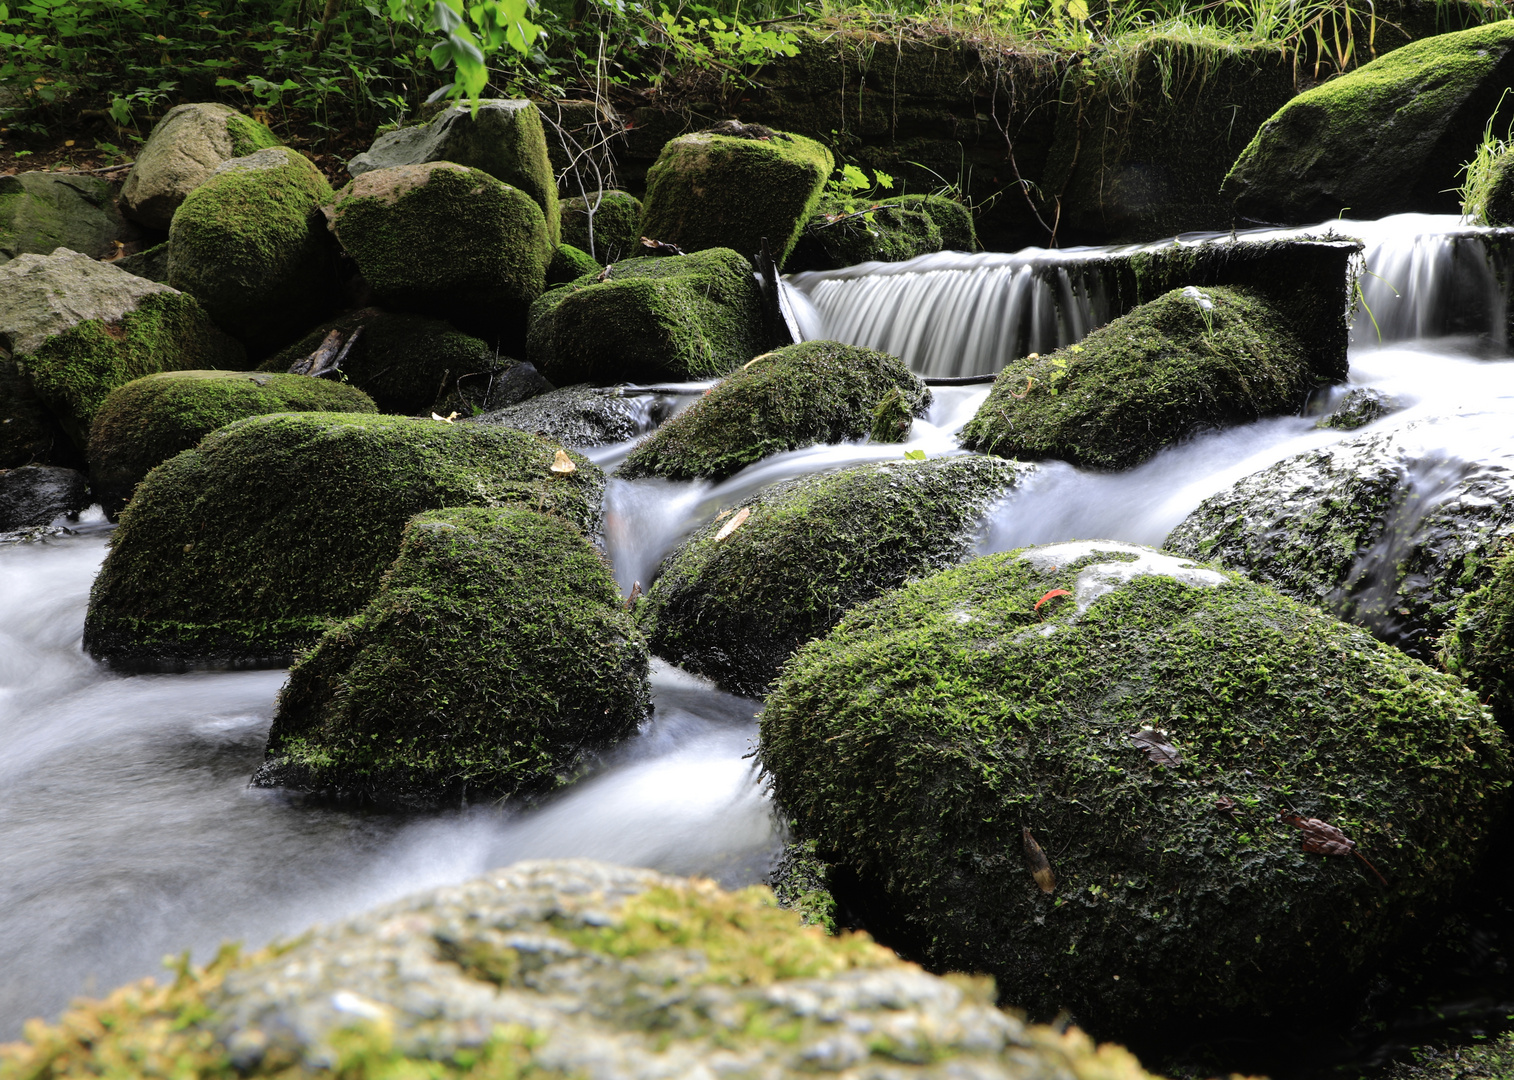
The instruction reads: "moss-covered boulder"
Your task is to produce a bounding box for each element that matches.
[347,99,560,246]
[259,307,504,416]
[619,340,929,482]
[1223,22,1514,223]
[253,507,650,807]
[959,286,1313,470]
[83,412,602,669]
[469,383,668,448]
[546,242,599,286]
[328,163,552,345]
[526,247,764,384]
[761,539,1511,1034]
[639,456,1033,696]
[87,370,375,518]
[0,172,140,263]
[1166,418,1514,662]
[166,147,339,358]
[0,248,243,449]
[560,188,642,262]
[120,102,280,230]
[788,201,941,272]
[1442,545,1514,728]
[893,193,976,251]
[0,860,1168,1080]
[640,126,833,264]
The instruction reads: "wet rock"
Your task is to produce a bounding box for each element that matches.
[761,539,1511,1036]
[639,456,1032,696]
[560,189,642,263]
[469,384,667,448]
[1316,386,1396,430]
[119,103,280,230]
[526,247,764,385]
[960,286,1313,470]
[83,412,602,669]
[0,172,140,263]
[0,464,89,530]
[87,370,375,519]
[254,507,651,807]
[620,340,928,483]
[1166,417,1514,661]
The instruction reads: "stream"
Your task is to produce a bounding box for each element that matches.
[3,213,1513,1075]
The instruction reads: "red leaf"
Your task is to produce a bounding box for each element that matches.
[1034,589,1071,612]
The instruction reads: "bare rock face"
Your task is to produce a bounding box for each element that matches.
[0,464,89,530]
[119,103,280,230]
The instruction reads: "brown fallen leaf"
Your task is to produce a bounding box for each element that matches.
[1130,727,1181,767]
[714,506,750,542]
[1214,795,1240,817]
[1279,812,1388,886]
[1022,827,1056,894]
[550,449,577,475]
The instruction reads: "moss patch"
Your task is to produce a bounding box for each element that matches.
[224,112,281,158]
[959,286,1312,470]
[560,189,642,263]
[619,340,928,482]
[83,412,602,668]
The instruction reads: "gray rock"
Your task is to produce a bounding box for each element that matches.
[119,103,279,230]
[0,248,176,357]
[469,383,669,448]
[1166,416,1514,659]
[0,464,89,529]
[0,172,140,263]
[1316,386,1395,430]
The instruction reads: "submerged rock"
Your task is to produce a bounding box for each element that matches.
[119,102,280,230]
[0,464,89,530]
[83,412,602,669]
[761,540,1510,1035]
[468,384,669,448]
[619,340,929,482]
[639,456,1032,696]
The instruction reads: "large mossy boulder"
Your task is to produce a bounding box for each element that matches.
[640,126,833,264]
[1166,418,1514,662]
[619,340,929,482]
[328,162,552,345]
[253,506,650,807]
[348,99,560,245]
[0,248,243,448]
[167,147,339,357]
[560,188,642,262]
[0,172,139,263]
[959,286,1313,470]
[1222,22,1514,224]
[526,247,764,384]
[639,456,1033,696]
[760,539,1511,1035]
[119,103,280,230]
[469,384,668,448]
[87,370,375,519]
[0,859,1166,1080]
[83,412,602,669]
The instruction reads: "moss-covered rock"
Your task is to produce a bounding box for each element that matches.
[259,307,503,416]
[619,340,929,482]
[640,127,833,264]
[0,860,1168,1080]
[546,242,599,286]
[1441,544,1514,728]
[1223,22,1514,223]
[892,193,977,251]
[526,247,764,384]
[469,383,668,448]
[328,163,551,345]
[1463,143,1514,226]
[0,172,139,263]
[87,370,375,518]
[82,412,602,668]
[788,201,941,272]
[1385,1033,1514,1080]
[1166,419,1514,662]
[959,286,1313,470]
[760,540,1511,1034]
[253,506,650,807]
[166,147,339,358]
[560,188,642,262]
[639,456,1032,696]
[120,102,280,230]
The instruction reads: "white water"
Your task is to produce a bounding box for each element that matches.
[4,212,1513,1039]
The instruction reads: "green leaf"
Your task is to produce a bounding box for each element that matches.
[904,449,926,460]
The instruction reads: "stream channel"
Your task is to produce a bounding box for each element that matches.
[3,213,1513,1076]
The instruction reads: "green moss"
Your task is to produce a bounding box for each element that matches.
[223,112,280,158]
[167,147,339,358]
[760,541,1510,1033]
[21,290,246,450]
[1442,544,1514,727]
[256,506,649,807]
[639,130,833,265]
[890,194,976,251]
[83,412,603,668]
[560,189,642,263]
[789,202,941,272]
[546,242,599,287]
[525,248,764,384]
[870,386,913,442]
[959,286,1312,470]
[1385,1033,1514,1080]
[637,456,1027,695]
[87,370,375,518]
[770,838,841,934]
[1463,143,1514,226]
[619,340,928,482]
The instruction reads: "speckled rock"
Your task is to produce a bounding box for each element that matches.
[468,384,670,448]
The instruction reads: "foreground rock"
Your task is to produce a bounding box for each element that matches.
[469,384,669,448]
[119,103,280,230]
[620,340,929,482]
[0,465,89,530]
[761,540,1510,1035]
[1166,417,1514,661]
[639,456,1033,696]
[0,859,1165,1080]
[1223,22,1514,223]
[560,188,642,262]
[83,412,601,668]
[255,507,650,807]
[959,286,1313,470]
[526,248,764,384]
[87,370,375,518]
[0,172,139,263]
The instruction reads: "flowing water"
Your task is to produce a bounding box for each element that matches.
[3,213,1513,1070]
